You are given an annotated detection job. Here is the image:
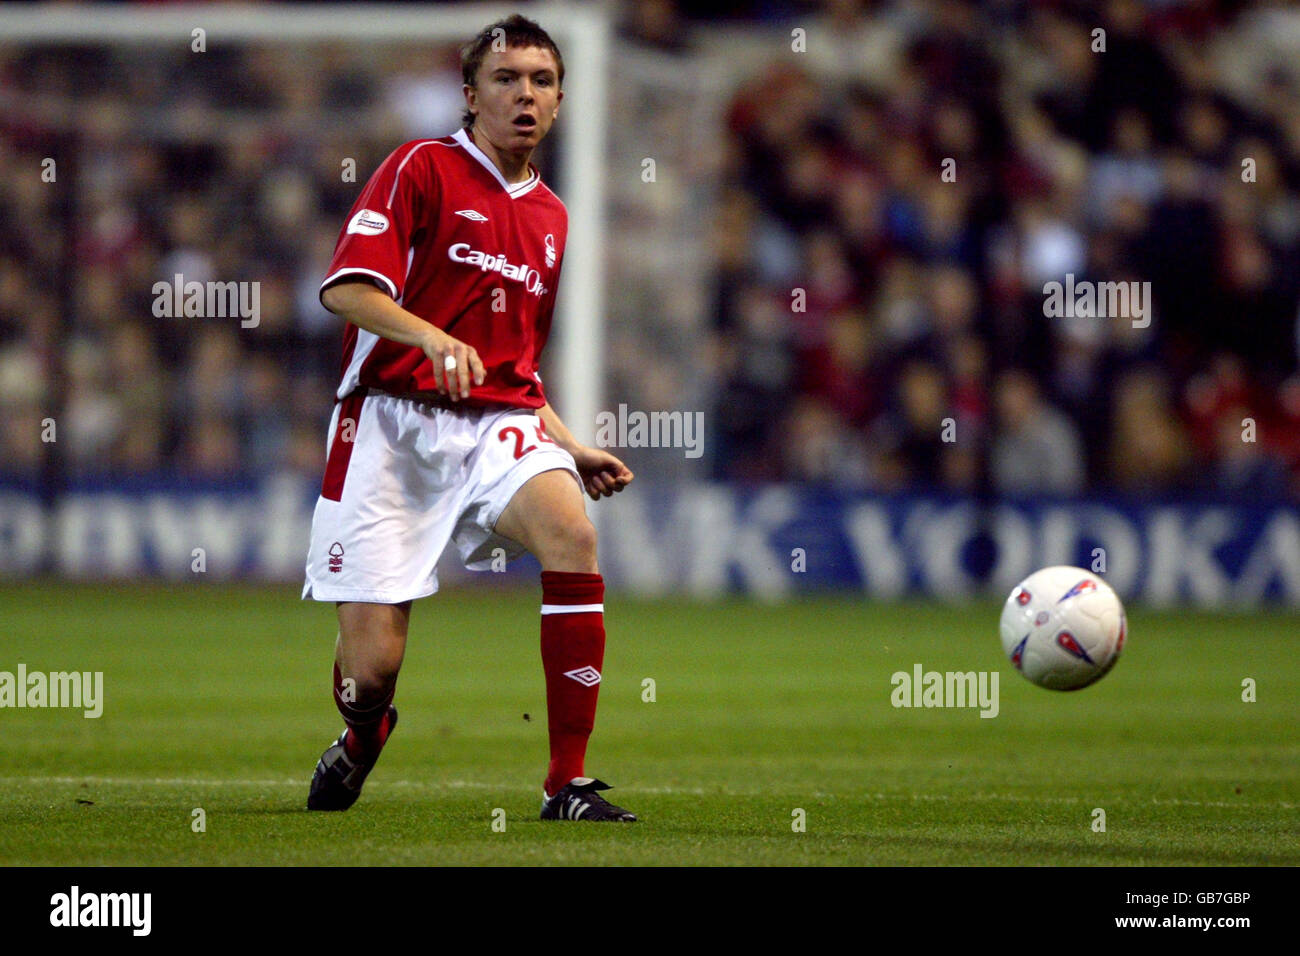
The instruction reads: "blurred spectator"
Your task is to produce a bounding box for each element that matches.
[990,369,1085,496]
[622,0,690,54]
[1105,367,1193,493]
[871,359,958,491]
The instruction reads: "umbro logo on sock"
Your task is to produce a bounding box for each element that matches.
[563,666,602,687]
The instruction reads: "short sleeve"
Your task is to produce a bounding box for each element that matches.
[320,141,439,303]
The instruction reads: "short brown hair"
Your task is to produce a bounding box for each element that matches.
[460,14,564,129]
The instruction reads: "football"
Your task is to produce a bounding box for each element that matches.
[999,566,1127,690]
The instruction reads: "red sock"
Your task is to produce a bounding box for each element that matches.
[540,571,606,796]
[333,662,395,762]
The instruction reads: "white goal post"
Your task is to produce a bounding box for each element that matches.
[0,1,609,443]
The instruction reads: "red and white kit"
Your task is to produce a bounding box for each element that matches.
[303,128,580,602]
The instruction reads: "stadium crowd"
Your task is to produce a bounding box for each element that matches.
[710,0,1300,499]
[0,0,1297,501]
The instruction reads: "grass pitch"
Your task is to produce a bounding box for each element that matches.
[1,582,1296,866]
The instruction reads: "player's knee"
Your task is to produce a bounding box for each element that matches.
[569,515,598,558]
[339,652,398,696]
[358,657,401,692]
[548,515,598,571]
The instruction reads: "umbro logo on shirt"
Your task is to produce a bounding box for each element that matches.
[455,209,489,222]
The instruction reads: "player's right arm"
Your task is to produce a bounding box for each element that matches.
[321,281,484,400]
[321,141,483,400]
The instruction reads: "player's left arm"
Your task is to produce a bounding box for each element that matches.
[537,402,633,500]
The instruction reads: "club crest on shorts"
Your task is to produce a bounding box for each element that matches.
[328,542,345,573]
[563,666,601,687]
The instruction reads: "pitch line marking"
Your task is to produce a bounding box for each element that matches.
[0,777,1294,810]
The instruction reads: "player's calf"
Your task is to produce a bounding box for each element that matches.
[332,662,398,762]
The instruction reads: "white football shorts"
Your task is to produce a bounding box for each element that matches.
[302,390,581,603]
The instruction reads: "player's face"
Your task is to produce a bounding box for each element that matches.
[465,46,562,153]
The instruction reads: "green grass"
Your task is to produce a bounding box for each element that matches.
[0,582,1296,865]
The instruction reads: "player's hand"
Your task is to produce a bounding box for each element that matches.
[571,446,633,501]
[420,328,485,401]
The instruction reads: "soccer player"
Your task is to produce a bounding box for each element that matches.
[302,15,636,822]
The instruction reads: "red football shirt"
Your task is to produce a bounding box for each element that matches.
[320,128,567,409]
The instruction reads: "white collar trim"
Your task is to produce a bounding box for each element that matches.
[453,128,541,198]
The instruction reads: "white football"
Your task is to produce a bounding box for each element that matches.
[999,566,1127,690]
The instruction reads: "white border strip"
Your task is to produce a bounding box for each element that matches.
[320,267,398,300]
[540,603,603,615]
